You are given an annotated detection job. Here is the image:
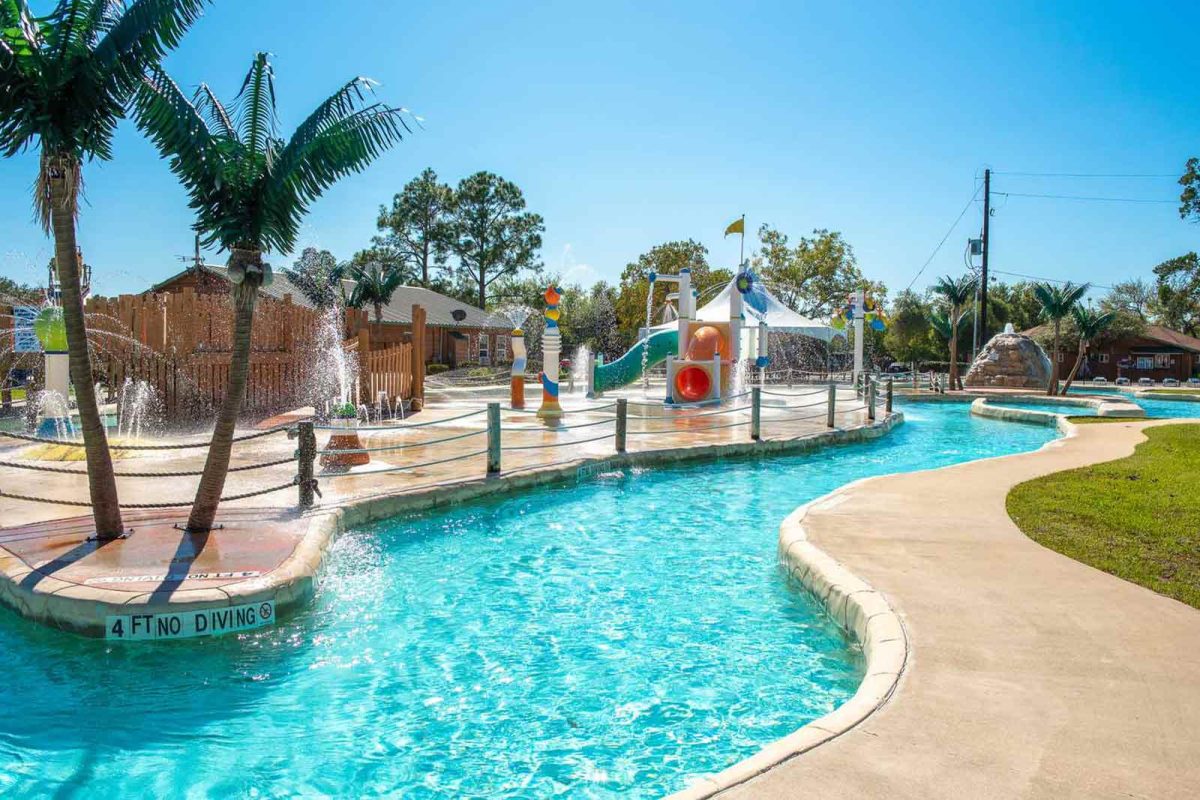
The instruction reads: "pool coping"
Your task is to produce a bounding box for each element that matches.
[968,394,1144,425]
[0,414,903,638]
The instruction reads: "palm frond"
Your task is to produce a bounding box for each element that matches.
[133,65,224,201]
[88,0,208,113]
[234,51,277,158]
[193,82,235,138]
[263,103,410,252]
[46,0,98,66]
[1034,281,1091,320]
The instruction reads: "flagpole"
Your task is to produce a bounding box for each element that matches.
[739,214,745,268]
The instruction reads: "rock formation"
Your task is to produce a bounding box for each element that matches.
[964,331,1052,389]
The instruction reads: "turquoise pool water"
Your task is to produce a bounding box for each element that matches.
[0,403,1059,798]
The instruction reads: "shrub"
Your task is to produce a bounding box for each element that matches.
[427,363,450,375]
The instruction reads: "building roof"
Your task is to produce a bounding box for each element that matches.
[149,264,511,330]
[1022,321,1200,353]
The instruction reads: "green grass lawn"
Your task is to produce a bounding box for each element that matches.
[1007,424,1200,609]
[1143,389,1200,398]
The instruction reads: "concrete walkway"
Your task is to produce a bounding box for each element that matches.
[719,420,1200,799]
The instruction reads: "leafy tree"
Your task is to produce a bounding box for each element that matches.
[752,225,876,318]
[0,0,209,538]
[614,240,728,343]
[347,261,404,337]
[1179,157,1200,222]
[1032,281,1089,395]
[1152,252,1200,336]
[931,274,976,390]
[0,276,41,304]
[136,52,410,531]
[284,247,344,308]
[447,171,544,309]
[1061,306,1117,393]
[375,167,454,287]
[1101,278,1155,320]
[987,281,1043,333]
[884,289,937,366]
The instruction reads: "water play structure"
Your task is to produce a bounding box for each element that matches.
[584,269,835,403]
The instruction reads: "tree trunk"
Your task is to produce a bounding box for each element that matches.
[374,303,383,340]
[1062,340,1086,394]
[46,154,124,537]
[948,317,959,391]
[1048,323,1060,395]
[421,239,429,287]
[187,249,261,532]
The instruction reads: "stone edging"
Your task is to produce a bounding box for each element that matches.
[665,482,909,800]
[969,395,1143,424]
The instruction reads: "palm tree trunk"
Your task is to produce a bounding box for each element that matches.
[1048,323,1060,395]
[1062,340,1086,394]
[374,303,383,340]
[948,318,959,391]
[46,154,124,537]
[187,249,260,532]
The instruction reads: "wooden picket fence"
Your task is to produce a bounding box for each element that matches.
[0,289,420,419]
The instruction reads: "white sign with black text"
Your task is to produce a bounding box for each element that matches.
[105,600,275,641]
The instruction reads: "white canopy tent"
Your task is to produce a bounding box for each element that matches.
[652,278,836,343]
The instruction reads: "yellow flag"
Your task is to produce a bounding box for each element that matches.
[724,217,744,237]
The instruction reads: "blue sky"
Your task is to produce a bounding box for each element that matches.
[2,0,1196,300]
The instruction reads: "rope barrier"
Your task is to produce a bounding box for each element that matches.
[758,387,829,398]
[315,408,486,431]
[503,416,616,432]
[324,448,489,478]
[0,455,297,478]
[626,418,752,435]
[0,477,297,508]
[0,425,291,450]
[314,428,486,456]
[500,432,615,451]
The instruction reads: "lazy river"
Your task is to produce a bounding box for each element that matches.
[0,402,1066,798]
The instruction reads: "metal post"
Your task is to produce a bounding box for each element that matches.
[751,387,761,440]
[827,383,836,428]
[487,402,501,474]
[297,421,316,509]
[886,379,894,413]
[615,398,627,453]
[867,380,877,421]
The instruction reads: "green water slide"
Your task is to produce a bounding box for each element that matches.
[593,328,678,393]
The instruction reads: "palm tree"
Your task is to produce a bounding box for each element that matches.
[347,261,404,338]
[931,274,976,390]
[1033,281,1089,395]
[930,308,968,389]
[1061,305,1116,393]
[135,53,411,532]
[1,0,208,539]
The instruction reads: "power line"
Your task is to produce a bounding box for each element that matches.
[988,268,1113,292]
[991,171,1178,179]
[905,184,983,291]
[993,191,1176,204]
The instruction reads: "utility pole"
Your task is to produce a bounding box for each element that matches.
[980,168,991,341]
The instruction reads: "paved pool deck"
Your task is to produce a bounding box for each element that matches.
[710,418,1200,800]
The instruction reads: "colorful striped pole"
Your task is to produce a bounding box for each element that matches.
[538,285,564,418]
[510,328,527,408]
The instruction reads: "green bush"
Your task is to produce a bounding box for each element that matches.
[427,363,450,375]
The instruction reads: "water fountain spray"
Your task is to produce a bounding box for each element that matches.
[497,305,532,409]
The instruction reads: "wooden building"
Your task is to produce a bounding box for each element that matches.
[1027,323,1200,383]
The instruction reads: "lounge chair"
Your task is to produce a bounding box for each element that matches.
[1163,378,1181,387]
[1116,377,1131,386]
[1137,377,1153,386]
[1091,376,1108,384]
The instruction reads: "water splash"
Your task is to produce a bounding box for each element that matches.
[570,345,591,393]
[495,304,532,331]
[116,378,162,439]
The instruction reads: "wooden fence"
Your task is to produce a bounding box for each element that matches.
[0,289,421,419]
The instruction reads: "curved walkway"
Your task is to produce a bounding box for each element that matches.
[719,420,1200,799]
